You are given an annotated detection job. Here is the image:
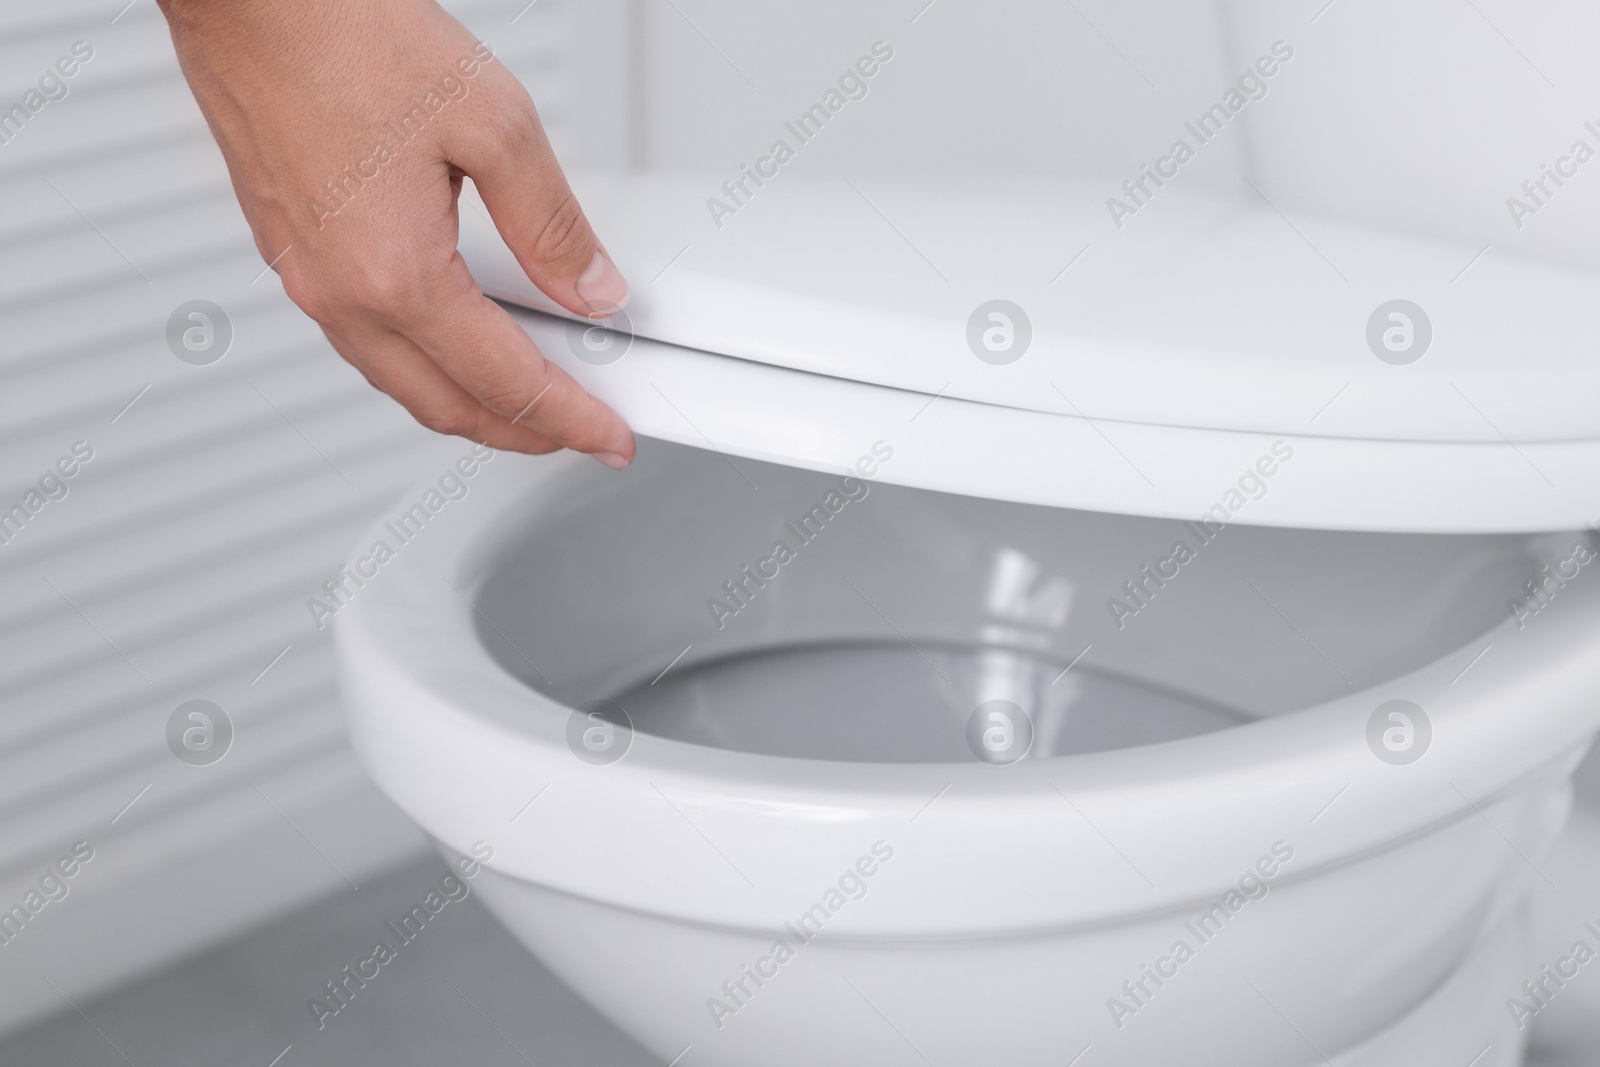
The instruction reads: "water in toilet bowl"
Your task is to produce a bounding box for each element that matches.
[611,639,1249,763]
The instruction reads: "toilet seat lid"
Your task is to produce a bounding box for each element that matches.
[461,173,1600,533]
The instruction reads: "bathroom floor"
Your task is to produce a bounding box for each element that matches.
[0,852,1585,1067]
[0,854,657,1067]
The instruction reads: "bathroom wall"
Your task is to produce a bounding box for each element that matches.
[627,0,1252,194]
[630,0,1600,274]
[1227,0,1600,273]
[0,0,625,1037]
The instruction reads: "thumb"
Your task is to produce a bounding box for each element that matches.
[460,108,629,318]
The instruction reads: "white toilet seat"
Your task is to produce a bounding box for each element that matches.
[501,303,1600,534]
[461,174,1600,533]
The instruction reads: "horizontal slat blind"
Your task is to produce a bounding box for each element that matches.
[0,0,578,1035]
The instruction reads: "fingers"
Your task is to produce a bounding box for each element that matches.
[320,320,569,456]
[185,1,638,468]
[448,88,629,319]
[390,250,636,466]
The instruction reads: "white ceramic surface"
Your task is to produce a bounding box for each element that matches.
[496,302,1599,534]
[337,439,1600,1067]
[459,176,1600,533]
[464,174,1600,444]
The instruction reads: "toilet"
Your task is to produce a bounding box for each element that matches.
[337,174,1600,1067]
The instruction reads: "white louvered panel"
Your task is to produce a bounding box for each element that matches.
[0,0,598,1037]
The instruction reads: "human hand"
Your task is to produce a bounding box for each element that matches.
[157,0,636,466]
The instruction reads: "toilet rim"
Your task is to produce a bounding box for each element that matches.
[338,450,1600,929]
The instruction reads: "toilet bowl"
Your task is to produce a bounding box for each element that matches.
[339,435,1600,1067]
[338,175,1600,1065]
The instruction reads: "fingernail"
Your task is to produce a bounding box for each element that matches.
[592,451,630,471]
[577,249,630,318]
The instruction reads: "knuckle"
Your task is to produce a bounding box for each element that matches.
[476,390,522,419]
[346,263,425,320]
[528,398,596,448]
[279,269,335,324]
[477,362,556,422]
[283,255,438,327]
[528,194,592,270]
[413,402,480,439]
[479,387,543,423]
[493,106,540,155]
[483,88,539,146]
